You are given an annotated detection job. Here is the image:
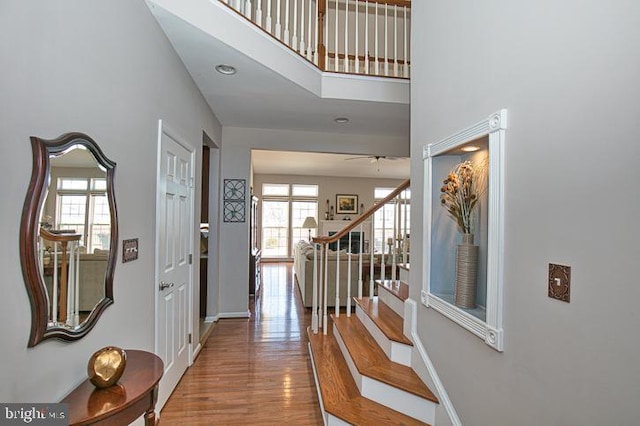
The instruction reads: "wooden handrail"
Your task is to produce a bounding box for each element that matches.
[40,228,82,243]
[327,51,410,66]
[312,179,410,245]
[355,0,411,7]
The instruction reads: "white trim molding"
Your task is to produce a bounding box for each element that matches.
[422,109,507,352]
[407,298,462,426]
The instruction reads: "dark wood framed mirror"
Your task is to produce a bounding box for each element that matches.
[20,132,118,346]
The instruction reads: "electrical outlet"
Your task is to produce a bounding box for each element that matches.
[548,263,571,303]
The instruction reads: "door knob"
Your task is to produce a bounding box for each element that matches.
[159,281,174,290]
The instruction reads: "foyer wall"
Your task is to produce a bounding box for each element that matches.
[410,1,640,425]
[0,0,221,403]
[218,126,408,317]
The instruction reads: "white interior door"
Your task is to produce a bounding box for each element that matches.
[155,121,194,410]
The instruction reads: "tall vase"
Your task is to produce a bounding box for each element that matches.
[454,233,478,309]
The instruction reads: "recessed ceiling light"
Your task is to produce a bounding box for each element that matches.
[334,117,349,124]
[461,145,480,152]
[215,64,237,75]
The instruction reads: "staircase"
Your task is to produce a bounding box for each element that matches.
[307,181,440,425]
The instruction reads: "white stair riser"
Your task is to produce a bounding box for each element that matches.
[355,305,412,367]
[378,287,405,318]
[327,414,351,426]
[398,267,410,282]
[333,324,436,424]
[362,376,436,424]
[308,342,330,426]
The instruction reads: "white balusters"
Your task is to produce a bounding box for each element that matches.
[334,0,339,71]
[403,4,408,77]
[357,223,364,299]
[391,195,398,282]
[384,2,388,76]
[217,0,410,78]
[354,0,359,74]
[275,0,282,39]
[369,220,375,297]
[291,0,298,48]
[312,241,319,333]
[52,246,59,322]
[323,243,329,334]
[284,0,290,43]
[306,0,313,60]
[374,1,379,75]
[393,4,398,76]
[324,0,329,69]
[346,231,352,317]
[335,239,341,316]
[256,0,263,26]
[343,0,349,72]
[364,0,369,73]
[314,0,319,65]
[299,0,306,56]
[266,0,273,32]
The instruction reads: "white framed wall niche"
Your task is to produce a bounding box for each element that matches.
[421,109,507,351]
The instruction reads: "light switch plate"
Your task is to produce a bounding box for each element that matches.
[123,238,139,263]
[548,263,571,303]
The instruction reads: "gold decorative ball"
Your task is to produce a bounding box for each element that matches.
[87,346,127,388]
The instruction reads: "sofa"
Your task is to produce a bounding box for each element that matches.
[294,240,362,308]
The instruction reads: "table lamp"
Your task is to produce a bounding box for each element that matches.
[302,216,318,241]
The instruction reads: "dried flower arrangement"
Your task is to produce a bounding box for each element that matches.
[440,159,488,234]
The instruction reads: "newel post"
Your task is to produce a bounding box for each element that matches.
[318,0,327,70]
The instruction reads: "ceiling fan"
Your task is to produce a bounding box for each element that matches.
[344,155,398,171]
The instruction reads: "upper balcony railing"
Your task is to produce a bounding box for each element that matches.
[220,0,411,78]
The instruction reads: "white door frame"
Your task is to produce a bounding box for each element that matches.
[154,119,196,371]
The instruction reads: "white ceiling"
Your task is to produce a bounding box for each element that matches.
[252,150,410,179]
[149,1,410,178]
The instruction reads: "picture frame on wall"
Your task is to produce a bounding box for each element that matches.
[336,194,358,214]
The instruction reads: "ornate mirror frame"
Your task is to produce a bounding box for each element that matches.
[20,132,118,346]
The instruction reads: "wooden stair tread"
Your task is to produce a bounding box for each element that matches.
[307,327,430,426]
[332,314,438,403]
[354,297,413,346]
[376,279,409,301]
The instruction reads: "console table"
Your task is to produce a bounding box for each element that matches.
[62,350,163,425]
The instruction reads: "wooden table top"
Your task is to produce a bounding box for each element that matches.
[61,349,163,425]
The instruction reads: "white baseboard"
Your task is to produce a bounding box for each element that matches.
[218,310,251,319]
[406,298,462,426]
[193,342,203,359]
[205,315,219,322]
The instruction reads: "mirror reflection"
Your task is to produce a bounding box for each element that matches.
[39,147,110,328]
[20,132,117,346]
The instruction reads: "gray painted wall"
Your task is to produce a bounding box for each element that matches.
[0,0,221,402]
[411,1,640,425]
[219,126,409,317]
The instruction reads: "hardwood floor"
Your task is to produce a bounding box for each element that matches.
[160,262,323,425]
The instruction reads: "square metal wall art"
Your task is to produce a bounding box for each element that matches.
[223,179,246,223]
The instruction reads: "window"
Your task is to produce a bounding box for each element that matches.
[261,183,318,258]
[373,188,411,254]
[261,200,289,257]
[56,177,110,253]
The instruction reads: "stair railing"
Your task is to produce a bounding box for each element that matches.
[219,0,411,78]
[310,179,409,334]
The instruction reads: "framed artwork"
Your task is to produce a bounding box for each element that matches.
[336,194,358,214]
[223,179,246,223]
